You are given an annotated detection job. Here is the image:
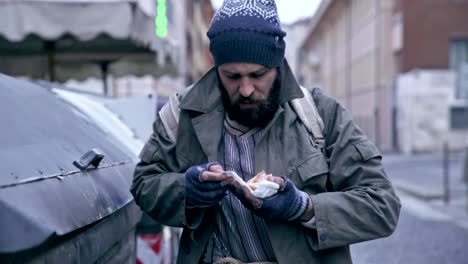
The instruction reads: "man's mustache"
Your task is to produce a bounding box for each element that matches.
[236,96,264,104]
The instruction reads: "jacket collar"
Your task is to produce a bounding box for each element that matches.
[179,59,304,113]
[277,59,304,105]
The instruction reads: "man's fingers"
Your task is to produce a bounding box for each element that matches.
[209,164,224,173]
[231,181,244,189]
[200,170,228,182]
[241,186,263,208]
[266,175,285,188]
[221,177,235,186]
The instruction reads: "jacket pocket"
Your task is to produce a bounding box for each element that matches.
[291,152,329,188]
[353,140,381,161]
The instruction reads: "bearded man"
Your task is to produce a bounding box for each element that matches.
[131,1,401,263]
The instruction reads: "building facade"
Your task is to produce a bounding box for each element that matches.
[282,18,311,76]
[185,0,215,85]
[299,0,395,150]
[392,0,468,153]
[299,0,468,152]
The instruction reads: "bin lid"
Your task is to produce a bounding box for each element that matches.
[0,74,137,253]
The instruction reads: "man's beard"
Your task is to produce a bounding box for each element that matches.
[219,74,281,128]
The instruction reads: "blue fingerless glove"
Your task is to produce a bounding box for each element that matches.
[255,178,310,221]
[185,162,227,208]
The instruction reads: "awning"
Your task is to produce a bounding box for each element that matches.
[0,0,179,81]
[0,0,173,52]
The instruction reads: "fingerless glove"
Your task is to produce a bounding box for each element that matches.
[256,178,310,221]
[185,162,227,208]
[230,177,309,221]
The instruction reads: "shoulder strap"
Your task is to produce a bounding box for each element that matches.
[290,86,325,150]
[158,85,194,143]
[158,94,180,143]
[160,85,326,150]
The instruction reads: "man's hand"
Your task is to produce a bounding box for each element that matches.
[229,179,264,209]
[185,162,234,208]
[230,175,312,221]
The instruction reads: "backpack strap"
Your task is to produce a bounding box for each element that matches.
[158,94,180,143]
[290,86,325,150]
[158,85,194,143]
[159,85,326,151]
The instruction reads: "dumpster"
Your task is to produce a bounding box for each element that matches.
[0,74,142,263]
[37,80,180,264]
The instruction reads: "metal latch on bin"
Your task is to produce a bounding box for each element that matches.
[73,148,105,170]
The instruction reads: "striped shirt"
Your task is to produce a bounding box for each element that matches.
[203,118,277,263]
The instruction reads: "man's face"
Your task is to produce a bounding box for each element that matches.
[217,62,279,127]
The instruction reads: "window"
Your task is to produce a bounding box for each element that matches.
[450,39,468,100]
[450,39,468,69]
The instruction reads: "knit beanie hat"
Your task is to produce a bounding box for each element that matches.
[207,0,287,68]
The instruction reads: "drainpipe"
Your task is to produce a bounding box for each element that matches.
[346,0,352,111]
[374,0,381,148]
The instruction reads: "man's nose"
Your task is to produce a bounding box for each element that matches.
[239,78,254,97]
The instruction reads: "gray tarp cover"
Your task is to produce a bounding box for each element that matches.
[0,73,138,253]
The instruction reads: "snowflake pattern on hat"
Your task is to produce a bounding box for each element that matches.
[213,0,281,26]
[207,0,286,67]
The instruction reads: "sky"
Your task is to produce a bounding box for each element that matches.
[211,0,322,25]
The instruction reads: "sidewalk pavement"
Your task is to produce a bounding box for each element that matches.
[382,150,468,229]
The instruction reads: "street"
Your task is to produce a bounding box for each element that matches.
[352,193,468,264]
[351,151,468,264]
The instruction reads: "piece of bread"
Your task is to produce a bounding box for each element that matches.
[247,170,270,191]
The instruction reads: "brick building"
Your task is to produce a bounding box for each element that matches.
[186,0,215,84]
[393,0,468,73]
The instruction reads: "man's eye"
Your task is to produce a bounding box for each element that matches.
[227,74,241,80]
[250,72,265,79]
[251,74,261,78]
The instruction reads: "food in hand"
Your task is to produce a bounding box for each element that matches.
[247,170,280,199]
[247,170,270,190]
[224,170,280,198]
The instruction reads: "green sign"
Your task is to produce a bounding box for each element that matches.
[155,0,168,38]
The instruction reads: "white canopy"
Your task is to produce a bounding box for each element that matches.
[0,0,179,80]
[0,0,171,52]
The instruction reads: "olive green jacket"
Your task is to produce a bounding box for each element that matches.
[131,61,401,264]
